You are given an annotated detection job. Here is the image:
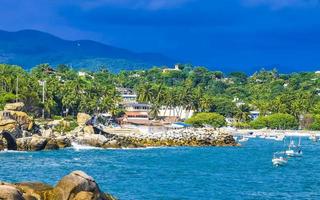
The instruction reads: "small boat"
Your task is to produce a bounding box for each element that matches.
[275,135,285,141]
[285,149,302,157]
[285,137,303,157]
[245,133,256,138]
[239,137,249,142]
[259,135,266,139]
[272,152,288,166]
[272,156,288,166]
[265,136,277,140]
[309,134,318,142]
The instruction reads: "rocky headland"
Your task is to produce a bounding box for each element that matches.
[0,170,116,200]
[0,103,238,151]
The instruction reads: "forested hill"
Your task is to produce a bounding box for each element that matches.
[0,29,175,72]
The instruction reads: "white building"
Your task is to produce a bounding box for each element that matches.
[162,64,181,73]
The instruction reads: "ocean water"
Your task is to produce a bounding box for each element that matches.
[1,138,320,200]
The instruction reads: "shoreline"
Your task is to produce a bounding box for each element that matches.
[226,128,320,137]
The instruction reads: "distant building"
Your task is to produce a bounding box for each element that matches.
[117,87,193,125]
[249,111,260,120]
[158,106,193,120]
[78,71,94,79]
[123,111,150,125]
[162,64,180,73]
[122,103,151,112]
[117,87,135,95]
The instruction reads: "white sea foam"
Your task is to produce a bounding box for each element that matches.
[71,142,103,151]
[0,149,27,153]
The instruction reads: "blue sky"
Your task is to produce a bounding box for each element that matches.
[0,0,320,72]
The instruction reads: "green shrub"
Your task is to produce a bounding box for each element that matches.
[266,113,298,129]
[249,113,298,130]
[249,117,267,129]
[185,112,226,128]
[52,115,63,120]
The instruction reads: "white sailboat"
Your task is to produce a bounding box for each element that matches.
[285,137,302,157]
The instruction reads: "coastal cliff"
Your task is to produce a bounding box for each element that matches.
[0,171,116,200]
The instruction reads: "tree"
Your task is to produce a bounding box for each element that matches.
[185,112,226,127]
[250,113,298,130]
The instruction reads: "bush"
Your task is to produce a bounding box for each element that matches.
[249,117,267,129]
[249,113,298,130]
[266,113,298,129]
[185,112,226,128]
[52,115,63,120]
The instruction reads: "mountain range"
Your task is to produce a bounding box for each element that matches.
[0,29,176,72]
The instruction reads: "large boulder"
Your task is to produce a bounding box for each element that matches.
[4,102,25,111]
[0,183,24,200]
[8,111,33,130]
[77,113,91,126]
[0,171,116,200]
[73,191,94,200]
[76,134,108,147]
[44,136,71,150]
[16,182,53,200]
[51,171,109,200]
[0,119,17,132]
[0,111,33,131]
[56,136,71,148]
[44,138,60,150]
[16,136,48,151]
[83,126,95,135]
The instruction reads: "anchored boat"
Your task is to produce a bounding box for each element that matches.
[285,137,303,157]
[272,152,288,166]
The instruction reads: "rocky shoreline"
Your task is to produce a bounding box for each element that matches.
[0,103,238,151]
[0,170,116,200]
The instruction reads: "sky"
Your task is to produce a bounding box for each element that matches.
[0,0,320,72]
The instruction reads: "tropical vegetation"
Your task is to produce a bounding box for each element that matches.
[1,63,320,130]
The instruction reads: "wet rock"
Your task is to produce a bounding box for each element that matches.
[16,136,48,151]
[0,139,4,151]
[56,136,71,148]
[45,138,60,150]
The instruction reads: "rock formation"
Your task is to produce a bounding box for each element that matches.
[0,171,116,200]
[77,113,91,126]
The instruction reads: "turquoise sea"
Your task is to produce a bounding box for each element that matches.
[1,138,320,200]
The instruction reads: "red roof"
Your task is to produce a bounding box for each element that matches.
[125,111,148,116]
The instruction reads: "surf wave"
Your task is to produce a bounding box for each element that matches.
[71,142,103,151]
